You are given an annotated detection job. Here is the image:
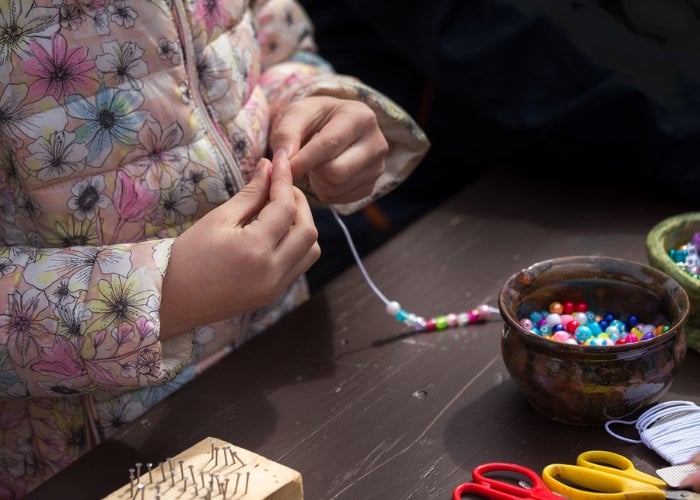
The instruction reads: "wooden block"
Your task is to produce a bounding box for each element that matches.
[103,437,303,499]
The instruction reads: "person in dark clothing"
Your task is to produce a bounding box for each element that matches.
[302,0,700,289]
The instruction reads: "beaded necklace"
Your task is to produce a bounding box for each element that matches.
[330,207,499,331]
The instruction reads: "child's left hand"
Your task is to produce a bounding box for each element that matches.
[270,95,389,204]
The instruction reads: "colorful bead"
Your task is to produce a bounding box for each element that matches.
[546,313,562,327]
[446,313,459,327]
[517,298,671,347]
[549,301,563,314]
[395,309,409,322]
[385,301,496,332]
[386,301,401,316]
[457,312,469,326]
[478,304,492,320]
[575,326,592,343]
[530,311,543,324]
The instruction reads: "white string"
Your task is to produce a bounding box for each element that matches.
[329,206,500,329]
[605,400,700,464]
[329,206,391,306]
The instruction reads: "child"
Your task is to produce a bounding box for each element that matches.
[0,0,429,495]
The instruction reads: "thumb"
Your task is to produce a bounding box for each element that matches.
[217,158,272,226]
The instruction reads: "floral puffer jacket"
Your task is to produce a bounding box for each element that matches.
[0,0,428,494]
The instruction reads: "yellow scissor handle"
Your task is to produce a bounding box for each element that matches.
[542,464,666,500]
[577,450,668,489]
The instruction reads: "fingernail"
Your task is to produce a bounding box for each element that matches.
[273,148,288,161]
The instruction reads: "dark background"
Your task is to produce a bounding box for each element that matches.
[300,0,700,290]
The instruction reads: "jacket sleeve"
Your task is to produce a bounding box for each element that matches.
[0,238,194,399]
[254,0,430,215]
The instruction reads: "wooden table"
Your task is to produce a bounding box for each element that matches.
[28,170,700,499]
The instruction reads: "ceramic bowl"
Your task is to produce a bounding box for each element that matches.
[498,255,689,426]
[646,212,700,353]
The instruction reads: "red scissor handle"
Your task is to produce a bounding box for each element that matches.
[453,462,561,500]
[452,480,520,500]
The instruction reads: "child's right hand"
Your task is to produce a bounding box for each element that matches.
[159,150,320,337]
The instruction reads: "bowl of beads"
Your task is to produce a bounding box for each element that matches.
[646,212,700,353]
[498,255,689,426]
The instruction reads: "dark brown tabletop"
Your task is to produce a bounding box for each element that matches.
[28,170,700,499]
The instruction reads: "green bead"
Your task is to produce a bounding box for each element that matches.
[436,316,448,330]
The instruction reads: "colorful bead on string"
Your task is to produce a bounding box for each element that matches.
[519,300,670,346]
[669,232,700,279]
[386,301,496,332]
[330,206,500,332]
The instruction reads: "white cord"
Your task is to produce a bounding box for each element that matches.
[605,400,700,464]
[329,206,500,329]
[330,206,390,306]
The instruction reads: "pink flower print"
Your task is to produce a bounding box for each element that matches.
[113,170,159,223]
[0,290,57,368]
[22,33,97,101]
[194,0,231,32]
[32,336,86,378]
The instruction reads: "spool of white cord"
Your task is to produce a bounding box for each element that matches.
[605,400,700,465]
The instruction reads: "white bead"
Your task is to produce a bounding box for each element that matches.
[457,312,469,326]
[386,301,401,316]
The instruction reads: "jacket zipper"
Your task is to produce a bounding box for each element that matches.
[171,0,246,192]
[171,0,253,330]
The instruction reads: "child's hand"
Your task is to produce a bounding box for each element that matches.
[679,453,700,492]
[160,151,320,337]
[271,96,389,204]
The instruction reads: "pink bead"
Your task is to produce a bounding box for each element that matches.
[624,333,639,343]
[467,310,478,323]
[552,331,571,343]
[520,318,533,329]
[560,314,574,327]
[425,318,437,332]
[477,304,491,320]
[446,313,459,327]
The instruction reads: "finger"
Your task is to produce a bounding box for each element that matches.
[308,143,386,203]
[275,187,318,260]
[252,151,297,246]
[206,158,271,227]
[288,114,360,178]
[270,102,332,159]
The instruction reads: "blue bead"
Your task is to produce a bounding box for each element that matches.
[611,319,626,332]
[599,320,609,329]
[604,313,615,323]
[395,309,409,321]
[529,311,543,324]
[586,311,596,322]
[575,326,592,343]
[627,315,639,328]
[539,325,552,335]
[588,322,602,335]
[552,324,565,332]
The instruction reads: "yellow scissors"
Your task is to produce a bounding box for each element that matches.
[542,450,700,499]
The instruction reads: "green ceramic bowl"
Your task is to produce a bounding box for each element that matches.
[646,212,700,353]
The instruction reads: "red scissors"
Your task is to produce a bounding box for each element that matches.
[453,462,562,499]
